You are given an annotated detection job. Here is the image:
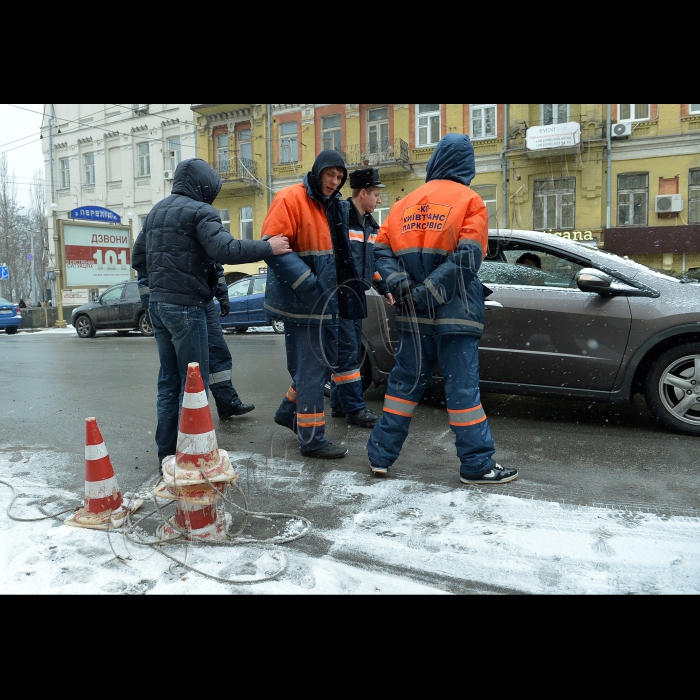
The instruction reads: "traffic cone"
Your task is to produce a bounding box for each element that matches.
[65,417,143,530]
[155,363,236,541]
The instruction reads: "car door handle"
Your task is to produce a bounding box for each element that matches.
[485,300,503,310]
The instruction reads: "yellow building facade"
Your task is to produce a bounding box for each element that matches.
[191,104,700,279]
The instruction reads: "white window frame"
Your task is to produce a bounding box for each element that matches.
[59,158,70,189]
[167,137,181,171]
[321,114,342,152]
[218,208,231,233]
[416,104,441,147]
[470,104,497,139]
[216,133,229,173]
[541,104,570,125]
[690,104,700,114]
[367,107,390,154]
[239,206,253,240]
[617,173,648,227]
[237,128,252,163]
[137,143,150,177]
[279,122,298,164]
[618,104,650,122]
[689,170,700,225]
[138,214,148,231]
[534,178,576,231]
[471,184,498,224]
[83,153,95,185]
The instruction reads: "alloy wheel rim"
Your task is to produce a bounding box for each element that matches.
[659,354,700,426]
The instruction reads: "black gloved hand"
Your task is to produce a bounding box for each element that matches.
[218,296,230,317]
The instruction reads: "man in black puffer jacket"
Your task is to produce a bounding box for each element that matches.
[132,158,290,466]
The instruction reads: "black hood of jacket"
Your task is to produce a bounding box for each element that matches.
[425,133,476,187]
[171,158,223,204]
[306,150,347,202]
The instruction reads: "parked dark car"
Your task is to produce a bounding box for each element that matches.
[214,274,284,334]
[71,280,153,338]
[360,229,700,437]
[0,297,22,335]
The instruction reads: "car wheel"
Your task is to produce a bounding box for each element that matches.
[75,315,96,338]
[272,320,285,334]
[234,326,248,334]
[139,311,154,337]
[5,326,18,335]
[643,342,700,437]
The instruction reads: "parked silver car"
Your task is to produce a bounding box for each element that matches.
[359,229,700,437]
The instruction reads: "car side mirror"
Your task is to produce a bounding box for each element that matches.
[576,268,612,294]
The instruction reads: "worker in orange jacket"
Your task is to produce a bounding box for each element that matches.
[262,150,365,459]
[367,133,518,485]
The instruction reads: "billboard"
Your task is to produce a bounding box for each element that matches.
[526,122,581,150]
[61,221,132,288]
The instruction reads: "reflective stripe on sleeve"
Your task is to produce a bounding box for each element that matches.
[448,404,486,427]
[286,387,297,403]
[291,269,312,290]
[424,278,446,304]
[383,394,418,418]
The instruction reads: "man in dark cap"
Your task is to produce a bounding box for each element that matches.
[331,167,395,427]
[262,150,365,459]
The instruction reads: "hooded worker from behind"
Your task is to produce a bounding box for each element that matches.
[366,133,518,484]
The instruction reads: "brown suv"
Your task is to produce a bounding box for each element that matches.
[359,229,700,437]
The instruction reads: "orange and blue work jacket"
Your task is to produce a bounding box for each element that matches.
[373,134,490,336]
[261,178,343,326]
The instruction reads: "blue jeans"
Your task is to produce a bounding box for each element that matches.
[330,317,366,414]
[204,299,242,416]
[149,302,209,462]
[275,321,338,453]
[367,332,496,477]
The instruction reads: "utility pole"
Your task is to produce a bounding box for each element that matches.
[30,235,36,306]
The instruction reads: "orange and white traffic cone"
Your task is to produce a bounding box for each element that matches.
[154,363,236,541]
[65,417,143,530]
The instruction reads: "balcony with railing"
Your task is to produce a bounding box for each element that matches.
[213,157,258,185]
[339,138,410,171]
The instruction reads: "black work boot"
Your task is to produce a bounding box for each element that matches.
[346,407,379,428]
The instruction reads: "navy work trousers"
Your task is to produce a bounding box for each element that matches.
[275,321,338,453]
[330,316,366,415]
[367,332,496,478]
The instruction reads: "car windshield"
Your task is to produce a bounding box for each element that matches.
[0,298,12,305]
[593,248,679,281]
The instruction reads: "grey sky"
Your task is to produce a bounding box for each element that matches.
[0,104,47,208]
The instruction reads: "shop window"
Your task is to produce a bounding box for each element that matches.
[321,115,342,152]
[617,173,648,226]
[534,178,575,230]
[416,104,440,147]
[279,122,298,164]
[472,184,498,225]
[689,170,700,225]
[542,104,569,125]
[471,104,497,138]
[240,206,253,240]
[618,104,650,121]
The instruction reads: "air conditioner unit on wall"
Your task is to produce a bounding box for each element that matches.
[164,170,174,180]
[655,194,683,213]
[612,122,632,138]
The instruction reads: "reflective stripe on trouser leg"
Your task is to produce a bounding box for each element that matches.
[276,322,338,451]
[330,317,365,414]
[366,331,437,468]
[437,334,496,476]
[204,299,241,413]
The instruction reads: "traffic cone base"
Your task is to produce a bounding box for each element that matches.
[152,479,230,505]
[157,507,231,541]
[162,449,236,486]
[65,417,142,530]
